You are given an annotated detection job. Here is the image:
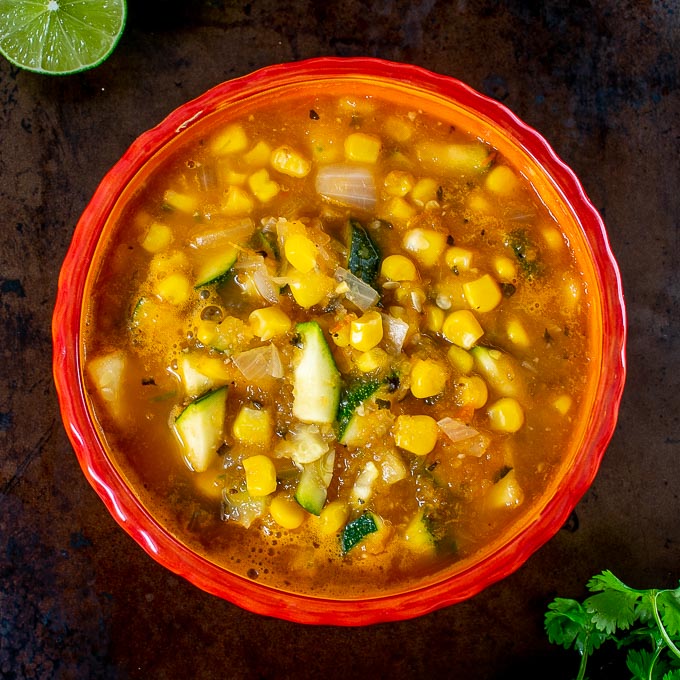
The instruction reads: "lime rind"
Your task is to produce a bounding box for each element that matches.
[0,0,127,75]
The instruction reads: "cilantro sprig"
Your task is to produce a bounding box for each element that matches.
[545,570,680,679]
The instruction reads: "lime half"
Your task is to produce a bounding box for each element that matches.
[0,0,127,75]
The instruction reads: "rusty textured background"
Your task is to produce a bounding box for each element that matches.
[1,1,678,678]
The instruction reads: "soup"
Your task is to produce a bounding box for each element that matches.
[83,90,591,598]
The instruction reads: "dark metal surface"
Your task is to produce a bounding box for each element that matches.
[1,2,678,678]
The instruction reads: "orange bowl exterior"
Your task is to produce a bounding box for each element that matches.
[52,57,626,625]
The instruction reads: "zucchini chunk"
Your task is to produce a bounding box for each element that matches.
[194,246,239,288]
[292,321,341,424]
[294,449,336,515]
[337,378,382,441]
[346,218,381,286]
[341,511,380,553]
[174,386,228,472]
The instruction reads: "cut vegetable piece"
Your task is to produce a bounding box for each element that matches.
[174,387,228,472]
[315,164,377,211]
[294,449,336,515]
[337,378,382,440]
[179,354,219,396]
[86,350,126,419]
[341,512,379,553]
[346,219,381,286]
[292,322,341,424]
[470,346,527,399]
[403,510,436,552]
[416,141,492,175]
[194,246,239,287]
[334,267,380,311]
[349,461,380,506]
[486,468,524,508]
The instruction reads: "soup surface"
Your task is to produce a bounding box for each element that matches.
[83,90,592,598]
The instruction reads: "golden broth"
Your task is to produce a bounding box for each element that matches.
[82,87,593,599]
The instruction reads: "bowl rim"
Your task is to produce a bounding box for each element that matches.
[52,56,627,626]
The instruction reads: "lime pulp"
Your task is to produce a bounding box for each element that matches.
[0,0,127,75]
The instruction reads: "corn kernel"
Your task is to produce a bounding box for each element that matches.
[383,196,416,222]
[487,469,524,508]
[455,375,488,409]
[288,269,334,308]
[156,273,191,305]
[493,255,517,281]
[542,226,564,251]
[402,228,448,267]
[344,132,382,163]
[381,254,418,281]
[141,222,172,253]
[506,318,530,347]
[562,273,582,309]
[447,345,474,374]
[149,251,189,278]
[487,397,525,432]
[163,189,197,214]
[444,246,473,272]
[350,310,384,352]
[247,168,280,203]
[211,123,248,155]
[384,170,414,197]
[485,165,519,196]
[553,394,573,415]
[411,177,439,205]
[224,170,247,185]
[318,500,349,535]
[467,190,493,214]
[383,115,413,142]
[284,232,318,273]
[394,414,439,455]
[243,140,272,167]
[249,307,291,341]
[196,319,218,346]
[270,494,305,529]
[355,347,390,373]
[271,145,311,178]
[463,274,503,312]
[424,304,445,333]
[233,405,273,445]
[442,310,484,349]
[242,454,277,496]
[410,358,448,399]
[222,186,254,215]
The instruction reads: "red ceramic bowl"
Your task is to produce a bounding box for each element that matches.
[52,57,626,625]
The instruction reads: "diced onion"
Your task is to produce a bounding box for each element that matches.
[334,267,380,311]
[316,164,377,211]
[350,461,380,506]
[437,417,479,442]
[381,313,410,354]
[233,344,283,381]
[234,255,279,303]
[190,218,255,249]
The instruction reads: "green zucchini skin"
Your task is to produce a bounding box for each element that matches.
[347,218,381,286]
[292,321,341,424]
[194,246,239,288]
[174,386,228,472]
[341,512,379,553]
[294,450,336,515]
